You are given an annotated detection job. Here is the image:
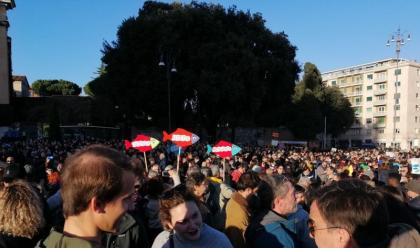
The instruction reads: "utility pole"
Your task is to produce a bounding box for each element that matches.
[387,27,410,149]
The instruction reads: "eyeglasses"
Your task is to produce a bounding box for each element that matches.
[307,219,341,238]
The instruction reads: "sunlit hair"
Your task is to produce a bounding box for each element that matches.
[159,189,197,230]
[315,179,389,246]
[61,145,132,216]
[0,180,45,238]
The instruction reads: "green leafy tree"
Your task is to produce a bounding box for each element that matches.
[288,62,354,140]
[85,1,300,137]
[32,80,81,96]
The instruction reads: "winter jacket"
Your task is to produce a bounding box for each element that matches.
[287,205,316,248]
[36,228,101,248]
[206,180,235,230]
[246,210,299,248]
[103,212,149,248]
[225,192,250,248]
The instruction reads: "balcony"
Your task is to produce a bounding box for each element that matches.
[346,91,363,97]
[373,99,387,106]
[373,122,386,128]
[373,111,387,117]
[373,89,387,95]
[374,77,387,84]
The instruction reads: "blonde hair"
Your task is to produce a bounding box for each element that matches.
[0,180,45,238]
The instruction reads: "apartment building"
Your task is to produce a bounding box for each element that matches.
[322,58,420,150]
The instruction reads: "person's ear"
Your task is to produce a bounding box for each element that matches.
[338,228,352,248]
[90,196,106,214]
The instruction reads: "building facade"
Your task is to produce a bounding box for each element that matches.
[0,0,15,105]
[12,75,30,97]
[322,58,420,150]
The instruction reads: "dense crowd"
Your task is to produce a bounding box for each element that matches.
[0,137,420,248]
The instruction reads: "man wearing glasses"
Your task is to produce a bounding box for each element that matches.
[309,179,420,248]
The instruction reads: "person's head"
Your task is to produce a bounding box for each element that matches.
[266,175,297,215]
[200,167,212,178]
[405,179,420,200]
[277,165,284,175]
[210,165,220,178]
[5,156,14,165]
[236,171,261,199]
[159,189,202,241]
[310,179,389,248]
[0,180,45,238]
[294,184,306,205]
[186,172,209,199]
[61,145,135,233]
[387,172,401,188]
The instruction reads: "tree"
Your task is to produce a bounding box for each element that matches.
[85,1,300,137]
[32,80,81,96]
[288,62,354,140]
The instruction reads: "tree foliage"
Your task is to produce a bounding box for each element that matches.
[85,1,300,135]
[32,80,81,96]
[288,62,354,140]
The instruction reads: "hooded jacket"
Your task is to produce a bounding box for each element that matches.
[246,210,299,248]
[103,212,149,248]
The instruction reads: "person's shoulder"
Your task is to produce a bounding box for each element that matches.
[37,229,101,248]
[151,230,171,248]
[201,224,232,247]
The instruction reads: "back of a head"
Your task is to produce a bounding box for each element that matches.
[186,172,206,192]
[0,180,45,238]
[315,179,389,246]
[61,145,132,217]
[236,171,261,191]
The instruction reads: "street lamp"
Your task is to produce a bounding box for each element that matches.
[386,27,411,148]
[159,54,177,131]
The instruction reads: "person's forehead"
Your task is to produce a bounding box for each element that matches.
[170,201,197,222]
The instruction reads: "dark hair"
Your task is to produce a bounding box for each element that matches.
[315,179,389,246]
[388,172,401,182]
[294,184,306,194]
[236,172,261,191]
[186,172,207,193]
[61,145,133,216]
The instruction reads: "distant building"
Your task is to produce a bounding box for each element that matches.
[322,58,420,150]
[0,0,15,105]
[12,75,31,97]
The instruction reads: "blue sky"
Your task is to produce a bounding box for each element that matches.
[8,1,420,90]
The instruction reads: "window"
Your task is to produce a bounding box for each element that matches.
[416,105,419,111]
[377,95,386,100]
[378,83,387,90]
[340,79,346,85]
[367,107,372,112]
[376,116,386,124]
[395,105,400,110]
[395,128,400,134]
[417,69,420,76]
[395,99,400,104]
[395,69,401,75]
[417,93,419,98]
[366,130,372,135]
[355,97,362,105]
[331,80,336,86]
[416,116,418,123]
[377,129,385,134]
[366,118,372,124]
[395,81,401,87]
[394,116,400,122]
[367,96,372,101]
[377,106,386,112]
[367,85,373,90]
[394,93,400,99]
[367,74,373,79]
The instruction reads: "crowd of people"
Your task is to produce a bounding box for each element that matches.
[1,137,420,247]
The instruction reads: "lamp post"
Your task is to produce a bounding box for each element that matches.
[386,27,411,149]
[159,54,177,131]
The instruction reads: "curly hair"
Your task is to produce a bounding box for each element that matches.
[0,180,45,238]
